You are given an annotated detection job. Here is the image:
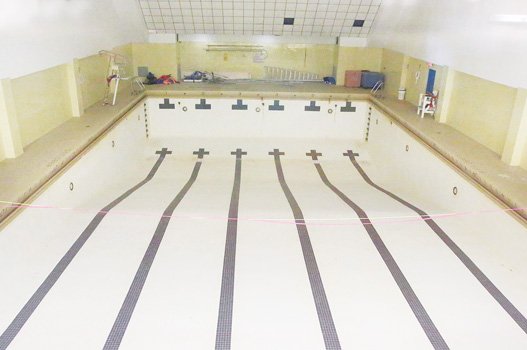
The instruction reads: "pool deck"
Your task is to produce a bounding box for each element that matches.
[1,82,526,224]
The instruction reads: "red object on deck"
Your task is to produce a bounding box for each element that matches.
[344,70,362,88]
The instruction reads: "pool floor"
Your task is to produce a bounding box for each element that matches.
[0,140,526,349]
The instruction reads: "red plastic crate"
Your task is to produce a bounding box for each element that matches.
[344,70,361,88]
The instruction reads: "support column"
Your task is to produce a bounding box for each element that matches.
[436,66,456,124]
[399,55,410,92]
[0,79,23,159]
[333,42,340,83]
[176,40,182,82]
[66,58,84,117]
[501,88,527,166]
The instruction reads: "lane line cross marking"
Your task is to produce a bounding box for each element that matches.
[269,149,285,157]
[193,148,210,160]
[343,150,360,159]
[231,149,247,158]
[306,150,322,161]
[155,148,172,155]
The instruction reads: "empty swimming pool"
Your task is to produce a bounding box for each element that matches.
[0,97,526,349]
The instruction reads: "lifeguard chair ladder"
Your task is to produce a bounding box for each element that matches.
[99,50,144,106]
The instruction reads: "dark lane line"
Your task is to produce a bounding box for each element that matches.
[102,148,209,350]
[0,148,172,350]
[307,150,449,350]
[215,149,246,350]
[343,149,527,334]
[270,149,342,350]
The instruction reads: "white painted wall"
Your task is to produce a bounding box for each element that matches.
[0,0,147,79]
[369,0,527,89]
[339,37,368,48]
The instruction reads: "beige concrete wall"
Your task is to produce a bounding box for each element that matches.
[403,57,443,106]
[3,41,527,172]
[78,54,108,109]
[0,79,23,160]
[113,43,134,72]
[266,44,336,78]
[110,43,135,94]
[2,43,134,153]
[77,43,134,109]
[132,43,178,78]
[11,65,73,147]
[0,136,4,161]
[380,49,405,99]
[522,139,527,171]
[447,71,516,155]
[178,42,336,80]
[335,47,383,85]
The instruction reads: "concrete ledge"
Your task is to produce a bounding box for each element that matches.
[0,90,144,224]
[1,82,526,225]
[372,97,527,222]
[144,82,371,101]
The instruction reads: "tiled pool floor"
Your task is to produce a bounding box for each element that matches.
[1,141,526,349]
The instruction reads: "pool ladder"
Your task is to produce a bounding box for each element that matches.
[371,81,384,99]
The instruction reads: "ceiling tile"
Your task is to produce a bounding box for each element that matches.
[138,0,382,38]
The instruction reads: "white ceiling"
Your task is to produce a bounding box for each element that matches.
[139,0,382,37]
[370,0,527,89]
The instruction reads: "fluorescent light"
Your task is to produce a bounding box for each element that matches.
[492,15,527,23]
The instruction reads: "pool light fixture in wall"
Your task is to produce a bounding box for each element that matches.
[491,14,527,23]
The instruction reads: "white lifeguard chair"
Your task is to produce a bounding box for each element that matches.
[417,91,438,118]
[99,50,145,106]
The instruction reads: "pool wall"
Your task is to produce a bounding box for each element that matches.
[369,104,525,223]
[2,96,526,232]
[0,102,147,229]
[147,97,369,141]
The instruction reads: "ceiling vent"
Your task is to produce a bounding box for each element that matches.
[283,18,295,25]
[353,20,365,27]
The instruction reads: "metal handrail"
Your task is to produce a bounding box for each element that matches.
[371,81,384,98]
[98,50,129,64]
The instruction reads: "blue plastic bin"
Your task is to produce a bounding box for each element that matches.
[361,71,384,89]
